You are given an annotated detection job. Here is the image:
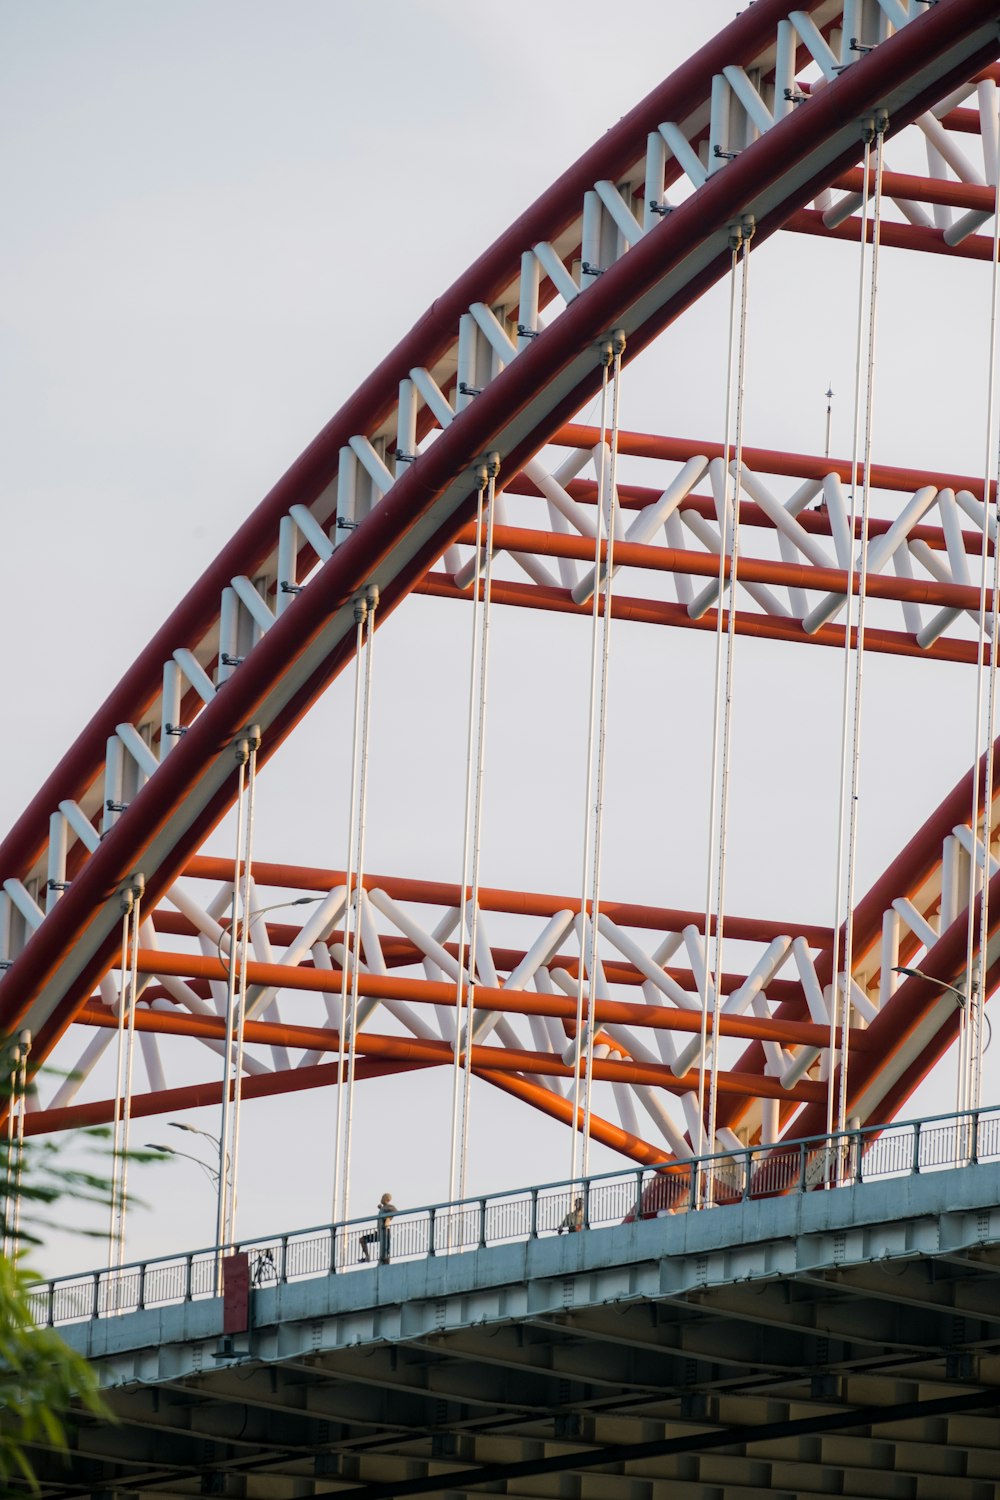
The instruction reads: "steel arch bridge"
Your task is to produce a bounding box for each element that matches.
[5,0,1000,1216]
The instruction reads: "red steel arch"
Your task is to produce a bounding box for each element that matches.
[4,0,1000,1167]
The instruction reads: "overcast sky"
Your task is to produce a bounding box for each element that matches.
[4,3,998,1274]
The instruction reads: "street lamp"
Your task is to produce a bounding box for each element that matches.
[893,965,969,1003]
[145,1142,220,1187]
[892,966,991,1047]
[893,965,991,1163]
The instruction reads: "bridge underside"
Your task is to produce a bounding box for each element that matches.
[31,1166,1000,1500]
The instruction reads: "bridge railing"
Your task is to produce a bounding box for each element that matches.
[27,1102,1000,1327]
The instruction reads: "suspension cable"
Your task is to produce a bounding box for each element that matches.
[331,598,368,1226]
[705,223,754,1189]
[115,878,143,1275]
[969,97,1000,1120]
[570,350,613,1187]
[836,116,886,1147]
[341,583,379,1225]
[696,233,743,1182]
[582,331,626,1179]
[826,120,878,1145]
[216,750,247,1275]
[449,474,490,1203]
[4,1030,30,1260]
[2,1047,15,1259]
[226,731,259,1248]
[456,457,501,1207]
[107,895,132,1270]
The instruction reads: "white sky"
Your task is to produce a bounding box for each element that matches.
[4,2,999,1275]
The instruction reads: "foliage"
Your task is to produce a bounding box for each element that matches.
[0,1254,104,1492]
[0,1039,158,1491]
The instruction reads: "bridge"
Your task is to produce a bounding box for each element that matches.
[7,1,1000,1493]
[24,1109,1000,1497]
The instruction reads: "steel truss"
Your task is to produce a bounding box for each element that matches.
[4,0,1000,1176]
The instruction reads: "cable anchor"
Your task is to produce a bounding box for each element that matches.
[233,724,261,764]
[118,874,145,913]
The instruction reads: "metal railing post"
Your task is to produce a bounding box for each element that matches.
[582,1179,591,1231]
[478,1199,487,1250]
[798,1140,808,1192]
[428,1206,437,1256]
[92,1272,101,1320]
[743,1148,752,1201]
[530,1188,539,1239]
[280,1235,289,1283]
[970,1110,980,1165]
[911,1119,922,1175]
[47,1282,55,1328]
[137,1263,146,1311]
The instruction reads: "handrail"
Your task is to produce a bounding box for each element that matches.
[27,1102,1000,1327]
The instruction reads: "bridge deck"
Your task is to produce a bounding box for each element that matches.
[29,1162,1000,1499]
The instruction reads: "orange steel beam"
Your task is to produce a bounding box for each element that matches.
[457,524,991,614]
[834,165,996,212]
[479,1069,671,1170]
[146,911,808,1005]
[788,205,998,262]
[118,951,860,1051]
[551,424,994,498]
[182,858,830,947]
[419,574,982,666]
[22,1055,420,1137]
[514,477,987,557]
[26,1053,657,1168]
[71,1001,824,1102]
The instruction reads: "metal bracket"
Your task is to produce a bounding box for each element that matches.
[46,880,70,892]
[459,381,482,398]
[648,201,673,217]
[279,582,303,596]
[221,652,244,668]
[232,726,261,764]
[581,261,604,277]
[516,324,539,340]
[335,517,359,531]
[714,146,739,161]
[164,722,187,736]
[784,88,807,104]
[106,800,128,815]
[392,448,417,463]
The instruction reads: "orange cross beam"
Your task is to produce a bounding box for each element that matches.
[124,948,861,1053]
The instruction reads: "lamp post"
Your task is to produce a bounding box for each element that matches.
[145,1143,220,1188]
[893,966,991,1162]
